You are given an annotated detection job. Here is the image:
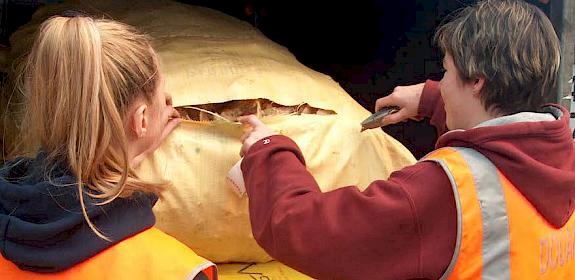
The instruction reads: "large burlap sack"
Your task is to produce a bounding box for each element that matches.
[7,0,415,263]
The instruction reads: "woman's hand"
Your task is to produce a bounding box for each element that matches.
[374,82,425,126]
[237,115,277,157]
[159,106,182,146]
[131,107,181,168]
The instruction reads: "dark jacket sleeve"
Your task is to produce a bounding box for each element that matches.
[241,135,457,280]
[418,80,448,137]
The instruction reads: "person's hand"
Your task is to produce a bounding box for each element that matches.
[131,107,181,167]
[374,82,425,126]
[238,115,277,157]
[157,106,182,146]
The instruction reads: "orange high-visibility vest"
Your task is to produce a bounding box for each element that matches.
[424,147,575,280]
[0,227,217,280]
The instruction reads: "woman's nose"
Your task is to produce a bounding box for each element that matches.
[166,95,174,108]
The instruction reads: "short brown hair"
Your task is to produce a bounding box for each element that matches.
[435,0,560,114]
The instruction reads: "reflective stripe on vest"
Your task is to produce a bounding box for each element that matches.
[423,147,575,280]
[0,227,217,280]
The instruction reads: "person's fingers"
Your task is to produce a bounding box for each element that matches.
[160,117,181,140]
[236,115,250,123]
[131,117,181,168]
[240,131,251,143]
[237,114,279,156]
[375,95,396,112]
[240,139,254,157]
[237,114,265,128]
[381,109,407,126]
[171,107,180,119]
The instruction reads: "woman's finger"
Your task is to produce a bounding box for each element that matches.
[381,109,407,126]
[240,131,251,143]
[160,117,181,140]
[375,95,396,112]
[237,114,265,128]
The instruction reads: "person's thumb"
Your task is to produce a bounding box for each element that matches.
[237,114,264,128]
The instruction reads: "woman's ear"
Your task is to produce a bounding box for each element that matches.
[129,104,148,139]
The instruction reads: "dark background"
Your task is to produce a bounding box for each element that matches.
[0,0,552,158]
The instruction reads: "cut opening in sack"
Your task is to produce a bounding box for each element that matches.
[176,98,336,122]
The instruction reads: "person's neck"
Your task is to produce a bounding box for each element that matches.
[463,107,503,130]
[127,139,147,168]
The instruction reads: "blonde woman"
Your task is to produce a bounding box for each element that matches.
[0,13,217,280]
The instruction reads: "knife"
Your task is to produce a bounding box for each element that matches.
[360,106,399,132]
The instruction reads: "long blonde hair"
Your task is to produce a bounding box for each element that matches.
[18,14,168,240]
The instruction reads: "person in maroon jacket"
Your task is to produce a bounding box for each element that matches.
[237,0,574,279]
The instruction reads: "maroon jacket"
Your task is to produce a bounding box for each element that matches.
[241,80,575,279]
